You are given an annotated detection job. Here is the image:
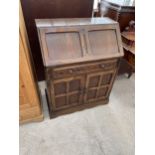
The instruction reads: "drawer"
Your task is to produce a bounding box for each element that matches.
[49,59,118,79]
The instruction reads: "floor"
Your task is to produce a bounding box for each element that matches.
[20,74,135,155]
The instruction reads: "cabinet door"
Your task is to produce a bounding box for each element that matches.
[50,75,85,110]
[84,71,115,103]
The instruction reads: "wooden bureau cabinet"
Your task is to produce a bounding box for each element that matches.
[36,18,124,118]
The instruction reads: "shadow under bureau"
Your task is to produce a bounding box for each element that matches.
[36,17,124,118]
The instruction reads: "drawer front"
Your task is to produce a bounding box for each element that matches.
[49,59,118,79]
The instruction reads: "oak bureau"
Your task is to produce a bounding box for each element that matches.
[36,17,124,118]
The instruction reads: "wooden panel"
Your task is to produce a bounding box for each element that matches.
[51,75,85,110]
[46,90,109,118]
[68,93,80,104]
[88,30,119,56]
[69,79,81,92]
[37,18,124,67]
[19,74,31,108]
[54,82,67,95]
[97,87,108,98]
[19,50,36,109]
[88,75,100,88]
[84,71,114,103]
[55,96,67,108]
[87,89,97,100]
[45,32,83,61]
[101,73,113,85]
[19,2,43,123]
[45,59,119,118]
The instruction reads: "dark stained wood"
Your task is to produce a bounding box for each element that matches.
[94,1,135,32]
[37,18,123,118]
[84,71,115,103]
[49,59,118,79]
[45,89,109,118]
[118,21,135,77]
[98,1,135,77]
[21,0,94,81]
[36,18,123,67]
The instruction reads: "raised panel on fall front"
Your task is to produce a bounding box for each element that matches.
[88,30,119,56]
[45,32,83,61]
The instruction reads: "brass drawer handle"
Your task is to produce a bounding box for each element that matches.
[68,69,73,73]
[100,64,105,68]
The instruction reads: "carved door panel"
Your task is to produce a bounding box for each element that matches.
[51,75,85,110]
[84,71,114,103]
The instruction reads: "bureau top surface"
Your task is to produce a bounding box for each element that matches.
[36,17,117,28]
[36,18,123,67]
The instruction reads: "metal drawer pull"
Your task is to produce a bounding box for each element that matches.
[100,64,105,68]
[68,69,73,73]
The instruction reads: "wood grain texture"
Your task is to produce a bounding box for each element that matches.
[36,18,123,67]
[104,1,135,32]
[45,89,109,118]
[88,30,118,55]
[19,2,43,123]
[37,18,123,118]
[46,32,83,60]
